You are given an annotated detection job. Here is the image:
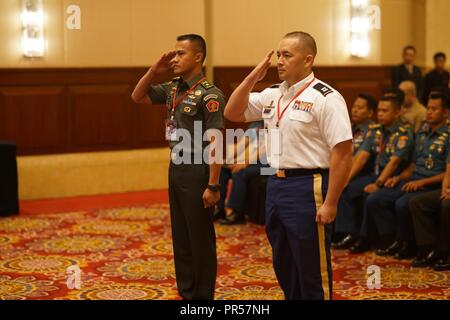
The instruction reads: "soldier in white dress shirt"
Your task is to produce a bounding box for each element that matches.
[224,31,353,300]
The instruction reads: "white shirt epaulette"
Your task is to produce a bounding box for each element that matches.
[312,82,334,97]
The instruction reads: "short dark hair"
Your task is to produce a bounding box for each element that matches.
[284,31,317,57]
[357,93,377,112]
[429,87,450,110]
[381,87,405,109]
[403,45,416,54]
[434,52,446,61]
[176,34,207,63]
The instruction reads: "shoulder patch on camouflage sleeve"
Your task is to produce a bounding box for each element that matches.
[201,80,215,90]
[203,94,219,102]
[206,100,220,113]
[313,83,333,97]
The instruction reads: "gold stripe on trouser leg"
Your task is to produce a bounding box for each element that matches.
[313,173,331,300]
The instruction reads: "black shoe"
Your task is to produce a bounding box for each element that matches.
[412,250,439,268]
[332,234,357,250]
[394,242,417,260]
[376,241,401,256]
[219,211,246,225]
[433,256,450,271]
[213,209,226,221]
[331,232,347,245]
[349,239,370,254]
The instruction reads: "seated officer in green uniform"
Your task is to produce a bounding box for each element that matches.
[349,89,415,253]
[369,90,449,259]
[131,34,225,300]
[332,93,377,248]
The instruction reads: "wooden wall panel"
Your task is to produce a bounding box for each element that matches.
[0,86,67,154]
[0,66,393,155]
[68,85,133,151]
[0,68,167,155]
[214,66,393,128]
[314,67,392,107]
[137,104,167,145]
[214,66,393,110]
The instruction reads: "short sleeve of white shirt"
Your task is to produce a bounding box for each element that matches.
[318,92,353,148]
[244,90,271,122]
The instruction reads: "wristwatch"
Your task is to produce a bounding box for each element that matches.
[207,184,221,192]
[375,179,384,188]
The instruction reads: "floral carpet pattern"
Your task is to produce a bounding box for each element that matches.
[1,192,449,300]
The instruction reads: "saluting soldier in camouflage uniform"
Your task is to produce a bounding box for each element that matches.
[132,34,225,300]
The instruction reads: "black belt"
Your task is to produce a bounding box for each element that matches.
[275,168,329,178]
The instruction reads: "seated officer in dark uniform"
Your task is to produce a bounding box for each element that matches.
[332,93,377,249]
[369,89,449,259]
[410,156,450,270]
[131,34,225,300]
[349,89,415,253]
[215,121,267,224]
[410,98,450,271]
[350,94,378,153]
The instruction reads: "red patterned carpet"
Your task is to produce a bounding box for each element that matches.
[0,190,449,300]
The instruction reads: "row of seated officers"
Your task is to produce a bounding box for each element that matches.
[332,85,450,272]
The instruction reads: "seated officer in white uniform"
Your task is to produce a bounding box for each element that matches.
[224,31,353,300]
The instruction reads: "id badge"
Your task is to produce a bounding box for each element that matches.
[270,128,282,156]
[262,106,275,119]
[165,119,178,141]
[268,127,282,168]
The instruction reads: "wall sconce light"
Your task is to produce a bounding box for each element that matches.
[21,0,44,58]
[350,0,381,58]
[350,0,370,58]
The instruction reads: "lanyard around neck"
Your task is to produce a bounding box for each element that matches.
[276,78,315,127]
[170,76,206,118]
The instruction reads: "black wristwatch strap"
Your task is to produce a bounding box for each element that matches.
[207,184,221,192]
